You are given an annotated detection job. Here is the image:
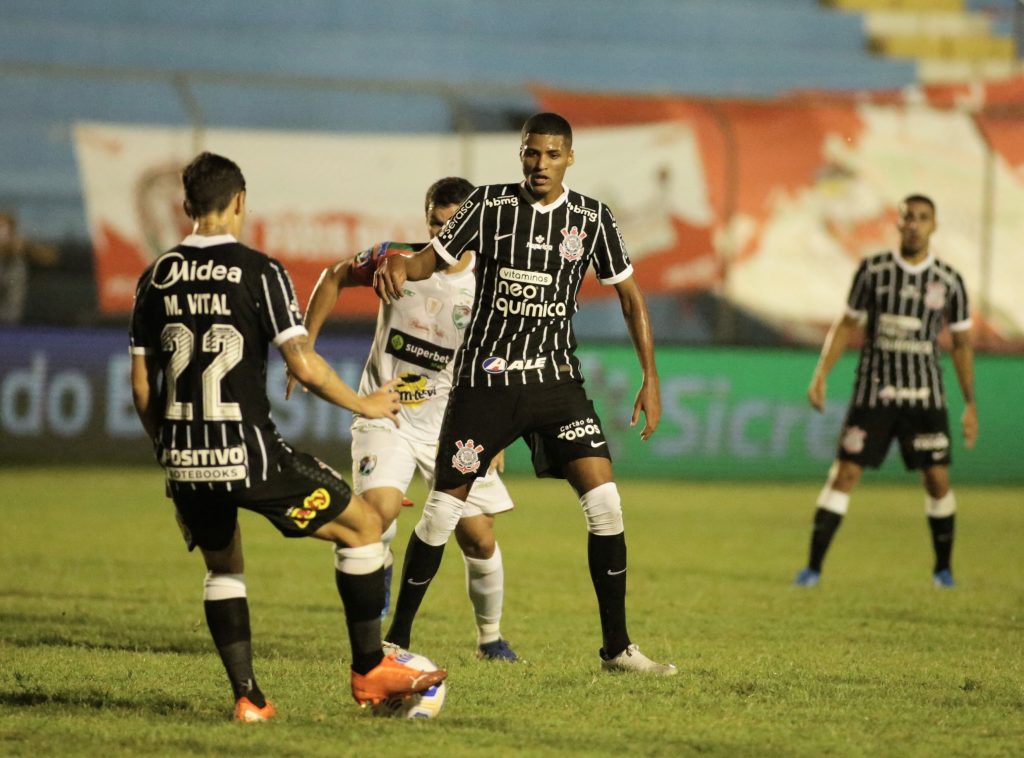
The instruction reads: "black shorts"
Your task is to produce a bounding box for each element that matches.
[434,379,611,490]
[836,404,952,471]
[172,451,352,551]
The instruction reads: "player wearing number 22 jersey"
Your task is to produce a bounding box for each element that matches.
[129,151,444,721]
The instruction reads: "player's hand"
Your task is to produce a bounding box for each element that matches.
[631,376,661,441]
[357,379,402,426]
[373,254,408,304]
[807,374,826,412]
[488,449,506,474]
[961,402,978,450]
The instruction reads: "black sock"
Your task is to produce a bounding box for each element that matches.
[808,507,843,573]
[588,532,630,659]
[203,597,265,707]
[334,567,385,675]
[928,515,955,573]
[384,532,446,649]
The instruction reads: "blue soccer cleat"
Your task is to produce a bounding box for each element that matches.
[933,569,955,588]
[477,638,520,662]
[793,568,820,587]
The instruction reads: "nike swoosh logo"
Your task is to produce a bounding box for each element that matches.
[591,441,607,448]
[407,577,432,586]
[494,233,514,241]
[607,568,626,576]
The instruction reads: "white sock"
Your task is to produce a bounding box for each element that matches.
[464,543,504,645]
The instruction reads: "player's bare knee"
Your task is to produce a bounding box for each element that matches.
[922,466,950,499]
[455,529,495,560]
[580,482,623,536]
[828,460,862,492]
[413,491,465,547]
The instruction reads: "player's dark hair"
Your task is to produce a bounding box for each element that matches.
[424,177,475,214]
[521,112,573,146]
[901,194,936,215]
[182,152,246,219]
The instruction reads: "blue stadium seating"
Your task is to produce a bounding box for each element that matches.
[0,0,919,238]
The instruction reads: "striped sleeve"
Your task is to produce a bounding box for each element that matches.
[431,187,484,266]
[261,257,308,346]
[593,204,634,285]
[947,269,972,332]
[845,259,871,318]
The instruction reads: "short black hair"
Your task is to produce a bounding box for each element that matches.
[182,152,246,219]
[424,176,475,214]
[901,194,936,215]
[521,112,573,146]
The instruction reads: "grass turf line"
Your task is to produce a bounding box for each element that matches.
[0,467,1021,756]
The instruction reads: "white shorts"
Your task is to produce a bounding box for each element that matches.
[350,421,514,519]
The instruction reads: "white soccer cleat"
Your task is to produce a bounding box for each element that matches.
[601,644,678,676]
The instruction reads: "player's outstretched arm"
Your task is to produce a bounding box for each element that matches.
[808,313,861,412]
[286,258,357,399]
[614,276,660,441]
[950,329,978,450]
[130,354,162,440]
[280,334,401,424]
[373,244,438,304]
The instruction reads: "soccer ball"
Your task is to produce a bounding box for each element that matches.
[372,651,447,719]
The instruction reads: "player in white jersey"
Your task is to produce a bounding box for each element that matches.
[290,178,519,661]
[795,195,978,589]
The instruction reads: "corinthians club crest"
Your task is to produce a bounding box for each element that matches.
[559,225,588,261]
[452,439,485,474]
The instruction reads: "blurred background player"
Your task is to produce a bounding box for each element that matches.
[289,177,520,662]
[796,194,977,589]
[130,152,446,721]
[374,113,676,675]
[0,210,58,324]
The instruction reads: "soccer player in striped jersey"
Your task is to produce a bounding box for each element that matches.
[374,113,677,675]
[795,195,978,588]
[290,177,519,662]
[130,152,446,721]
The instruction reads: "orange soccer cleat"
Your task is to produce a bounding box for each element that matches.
[234,696,277,722]
[401,497,415,507]
[350,655,448,706]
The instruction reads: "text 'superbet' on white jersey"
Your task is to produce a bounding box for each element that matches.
[846,250,971,410]
[355,253,477,442]
[130,234,307,492]
[431,183,633,388]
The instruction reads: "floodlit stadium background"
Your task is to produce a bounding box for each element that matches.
[1,0,1022,482]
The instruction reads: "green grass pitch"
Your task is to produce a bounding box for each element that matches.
[1,467,1021,756]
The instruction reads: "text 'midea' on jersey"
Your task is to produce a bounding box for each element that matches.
[130,234,307,492]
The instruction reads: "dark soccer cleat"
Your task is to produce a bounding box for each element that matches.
[477,638,520,662]
[933,569,955,588]
[351,654,447,706]
[234,696,276,723]
[793,568,821,587]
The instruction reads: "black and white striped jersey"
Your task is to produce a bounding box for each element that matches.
[130,234,307,493]
[845,250,971,410]
[430,182,633,387]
